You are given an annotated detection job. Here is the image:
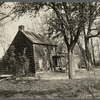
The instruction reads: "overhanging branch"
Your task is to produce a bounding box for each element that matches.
[88,31,100,39]
[51,3,70,47]
[71,27,81,50]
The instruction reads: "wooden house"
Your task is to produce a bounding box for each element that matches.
[2,25,57,74]
[1,25,80,75]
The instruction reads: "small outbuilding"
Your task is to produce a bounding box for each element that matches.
[3,25,57,74]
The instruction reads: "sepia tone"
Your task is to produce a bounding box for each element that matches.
[0,2,100,99]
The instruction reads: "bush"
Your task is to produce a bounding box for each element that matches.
[1,45,30,76]
[1,45,16,74]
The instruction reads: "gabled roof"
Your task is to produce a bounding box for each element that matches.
[21,30,56,46]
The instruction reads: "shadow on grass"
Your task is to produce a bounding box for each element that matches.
[0,90,17,98]
[0,89,61,98]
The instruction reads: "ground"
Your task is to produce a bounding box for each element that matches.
[0,69,100,98]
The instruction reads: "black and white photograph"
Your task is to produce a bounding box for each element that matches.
[0,2,100,99]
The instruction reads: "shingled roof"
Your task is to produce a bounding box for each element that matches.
[19,25,56,46]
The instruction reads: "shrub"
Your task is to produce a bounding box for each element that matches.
[1,45,30,76]
[1,45,16,74]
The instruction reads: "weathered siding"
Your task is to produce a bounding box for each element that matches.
[33,44,39,71]
[33,44,56,73]
[2,30,57,74]
[33,44,46,71]
[10,31,35,74]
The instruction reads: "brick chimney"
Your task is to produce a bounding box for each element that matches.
[18,25,25,32]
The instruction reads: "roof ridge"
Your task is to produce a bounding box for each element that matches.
[21,30,56,46]
[32,32,46,43]
[38,34,52,44]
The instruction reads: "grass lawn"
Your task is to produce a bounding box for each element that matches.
[0,69,100,99]
[0,78,100,99]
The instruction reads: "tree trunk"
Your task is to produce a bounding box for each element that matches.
[77,41,87,68]
[91,39,95,66]
[68,49,75,79]
[85,38,93,70]
[97,39,100,60]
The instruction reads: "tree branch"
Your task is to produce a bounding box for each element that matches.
[89,28,98,31]
[88,31,100,39]
[0,2,4,7]
[51,2,70,47]
[71,26,81,50]
[50,3,68,29]
[62,2,69,26]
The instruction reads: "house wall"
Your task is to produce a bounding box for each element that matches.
[4,30,57,74]
[9,31,35,74]
[33,44,40,71]
[33,44,56,73]
[33,44,48,72]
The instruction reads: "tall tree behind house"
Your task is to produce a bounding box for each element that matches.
[2,2,100,79]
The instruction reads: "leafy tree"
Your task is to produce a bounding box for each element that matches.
[15,2,85,79]
[14,2,100,78]
[0,2,24,53]
[77,3,100,70]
